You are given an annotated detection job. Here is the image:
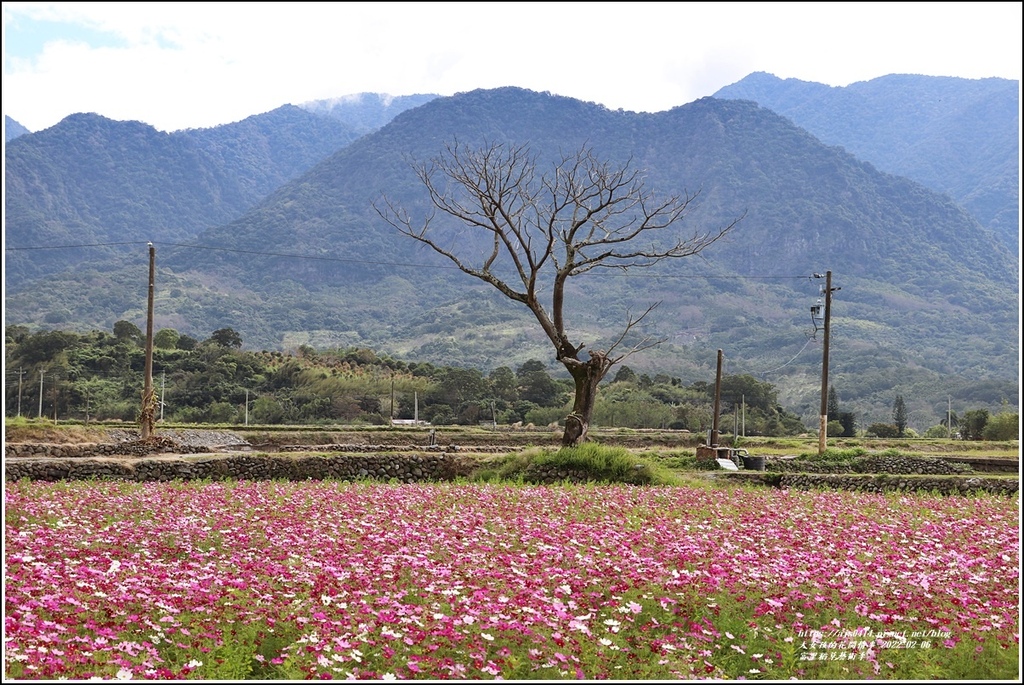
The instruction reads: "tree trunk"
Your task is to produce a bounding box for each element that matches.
[560,352,610,447]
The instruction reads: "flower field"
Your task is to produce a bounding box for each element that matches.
[4,479,1020,680]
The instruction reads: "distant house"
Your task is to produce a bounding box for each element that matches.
[390,419,430,426]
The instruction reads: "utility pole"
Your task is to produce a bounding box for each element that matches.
[38,371,44,419]
[742,394,746,437]
[245,389,250,427]
[390,376,395,421]
[711,349,723,447]
[947,396,952,439]
[52,373,58,425]
[160,371,166,422]
[17,368,24,417]
[141,243,156,439]
[816,271,840,456]
[733,401,738,445]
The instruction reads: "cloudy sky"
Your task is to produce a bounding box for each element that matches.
[3,1,1021,133]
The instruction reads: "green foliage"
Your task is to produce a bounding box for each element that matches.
[961,409,990,441]
[923,424,951,438]
[892,394,908,436]
[487,443,681,485]
[23,322,992,439]
[153,328,180,350]
[866,422,900,438]
[799,447,869,462]
[982,411,1019,441]
[207,327,243,348]
[516,360,562,406]
[113,320,143,343]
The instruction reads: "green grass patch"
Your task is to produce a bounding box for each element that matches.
[467,443,681,485]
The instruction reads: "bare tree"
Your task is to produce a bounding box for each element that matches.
[375,141,740,446]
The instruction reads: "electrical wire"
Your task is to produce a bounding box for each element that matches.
[5,240,817,280]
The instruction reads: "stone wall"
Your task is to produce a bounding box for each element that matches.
[5,453,468,483]
[783,473,1017,496]
[5,437,210,459]
[734,472,1017,497]
[768,455,977,475]
[4,445,1017,497]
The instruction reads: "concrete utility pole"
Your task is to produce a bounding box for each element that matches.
[711,349,723,447]
[17,368,24,417]
[947,396,952,439]
[141,243,156,439]
[817,271,840,456]
[38,371,44,419]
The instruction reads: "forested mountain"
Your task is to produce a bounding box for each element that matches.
[713,73,1020,249]
[5,87,1017,428]
[3,106,359,286]
[4,115,30,142]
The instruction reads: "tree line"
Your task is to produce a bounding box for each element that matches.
[6,324,1015,440]
[7,323,806,436]
[826,387,1017,441]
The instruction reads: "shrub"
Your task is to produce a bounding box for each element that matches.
[982,412,1019,441]
[865,423,899,438]
[923,424,951,438]
[473,444,680,485]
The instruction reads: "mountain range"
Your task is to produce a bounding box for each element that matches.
[713,73,1019,251]
[3,76,1019,428]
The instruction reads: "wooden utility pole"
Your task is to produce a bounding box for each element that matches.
[817,271,839,456]
[711,349,723,446]
[141,243,156,439]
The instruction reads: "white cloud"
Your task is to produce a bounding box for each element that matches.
[3,1,1020,132]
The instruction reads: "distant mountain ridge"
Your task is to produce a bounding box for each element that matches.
[4,79,1018,427]
[713,72,1020,248]
[5,86,1017,428]
[4,106,358,286]
[5,115,30,142]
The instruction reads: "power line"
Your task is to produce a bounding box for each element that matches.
[4,240,816,280]
[5,241,142,250]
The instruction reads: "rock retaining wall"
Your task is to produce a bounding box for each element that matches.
[768,455,977,475]
[734,472,1017,497]
[5,453,467,483]
[4,441,514,460]
[5,438,211,459]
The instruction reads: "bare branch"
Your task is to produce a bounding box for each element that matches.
[376,139,741,367]
[604,302,667,364]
